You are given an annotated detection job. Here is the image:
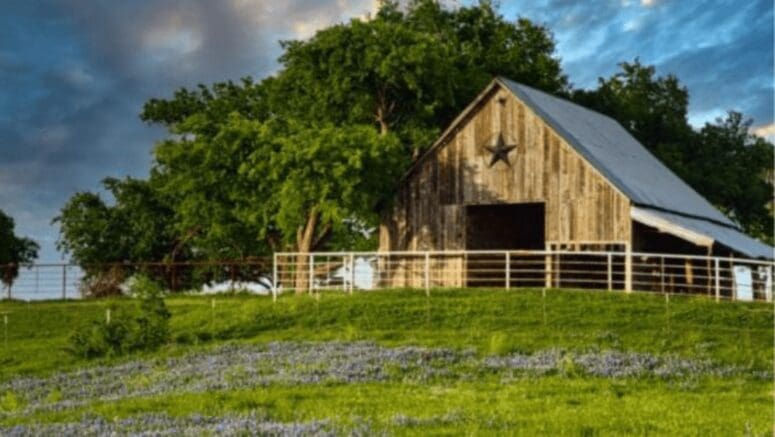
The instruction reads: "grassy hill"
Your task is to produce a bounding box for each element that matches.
[0,288,772,434]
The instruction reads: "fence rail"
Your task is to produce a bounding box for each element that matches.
[0,259,273,301]
[1,251,772,303]
[274,250,774,303]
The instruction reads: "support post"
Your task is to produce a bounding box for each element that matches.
[62,265,67,300]
[714,257,720,302]
[349,253,355,294]
[545,252,553,289]
[505,252,510,290]
[272,253,278,302]
[624,244,633,293]
[660,256,665,293]
[309,254,315,294]
[767,265,773,303]
[424,252,430,296]
[606,253,612,291]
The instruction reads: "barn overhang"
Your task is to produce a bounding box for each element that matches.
[631,206,773,260]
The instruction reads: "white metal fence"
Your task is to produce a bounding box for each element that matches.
[2,250,773,303]
[273,250,774,303]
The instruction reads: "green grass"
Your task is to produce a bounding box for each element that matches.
[0,288,772,434]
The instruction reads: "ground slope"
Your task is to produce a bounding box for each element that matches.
[0,288,772,435]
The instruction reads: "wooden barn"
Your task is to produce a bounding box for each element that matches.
[378,77,773,291]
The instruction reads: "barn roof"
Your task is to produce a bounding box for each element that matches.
[497,77,772,259]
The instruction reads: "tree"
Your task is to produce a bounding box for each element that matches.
[571,59,692,157]
[137,0,567,268]
[275,0,566,156]
[686,112,773,242]
[572,61,773,242]
[0,210,39,294]
[54,177,179,267]
[151,114,406,291]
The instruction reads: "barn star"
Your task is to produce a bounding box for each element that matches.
[484,133,517,167]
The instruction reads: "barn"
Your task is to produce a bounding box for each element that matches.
[378,77,773,292]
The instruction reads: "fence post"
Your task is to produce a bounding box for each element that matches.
[309,254,315,294]
[545,252,553,289]
[624,245,633,293]
[505,252,510,290]
[606,253,612,291]
[349,253,355,294]
[660,256,665,293]
[272,253,278,302]
[424,252,430,296]
[714,257,720,302]
[62,265,67,300]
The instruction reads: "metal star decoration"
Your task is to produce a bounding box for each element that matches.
[484,133,517,167]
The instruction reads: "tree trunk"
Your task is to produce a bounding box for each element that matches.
[294,208,319,294]
[376,105,389,136]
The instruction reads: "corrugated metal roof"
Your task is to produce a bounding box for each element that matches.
[633,207,773,259]
[498,78,736,227]
[498,78,773,259]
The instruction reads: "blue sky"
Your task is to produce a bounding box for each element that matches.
[0,0,772,261]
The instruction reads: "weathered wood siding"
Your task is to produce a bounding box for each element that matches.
[379,84,631,254]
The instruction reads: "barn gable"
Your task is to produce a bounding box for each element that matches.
[380,80,631,252]
[379,77,773,260]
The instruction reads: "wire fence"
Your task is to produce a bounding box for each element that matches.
[1,250,772,303]
[0,259,273,301]
[274,250,774,303]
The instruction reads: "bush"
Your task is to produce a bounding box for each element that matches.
[80,266,125,298]
[68,276,170,359]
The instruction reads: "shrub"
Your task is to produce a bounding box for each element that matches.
[68,275,170,359]
[80,266,125,298]
[68,311,131,358]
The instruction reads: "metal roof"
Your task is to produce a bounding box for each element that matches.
[632,207,773,259]
[498,78,773,259]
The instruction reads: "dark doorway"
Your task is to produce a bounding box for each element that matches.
[465,203,545,287]
[465,203,545,250]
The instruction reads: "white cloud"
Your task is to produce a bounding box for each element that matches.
[753,123,775,141]
[142,14,203,60]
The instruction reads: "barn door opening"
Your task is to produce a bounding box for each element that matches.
[465,203,545,287]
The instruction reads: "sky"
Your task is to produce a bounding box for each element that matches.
[0,0,772,262]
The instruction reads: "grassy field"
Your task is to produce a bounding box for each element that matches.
[0,288,772,435]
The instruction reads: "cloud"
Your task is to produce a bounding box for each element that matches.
[0,0,377,260]
[753,123,775,142]
[503,0,773,127]
[0,0,772,261]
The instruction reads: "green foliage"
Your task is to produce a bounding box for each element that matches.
[54,177,179,267]
[0,209,39,291]
[67,280,171,359]
[276,0,566,152]
[688,112,774,242]
[133,0,567,256]
[130,277,171,350]
[572,60,773,242]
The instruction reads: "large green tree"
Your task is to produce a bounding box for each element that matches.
[0,209,39,293]
[137,0,567,262]
[275,0,566,155]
